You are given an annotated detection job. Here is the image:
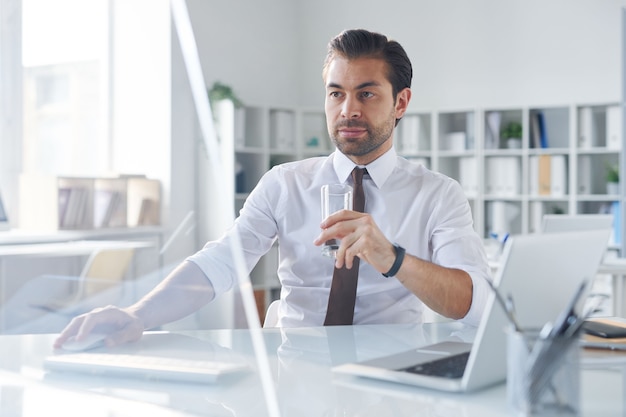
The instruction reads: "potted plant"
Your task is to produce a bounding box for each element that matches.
[207,81,244,108]
[207,81,246,147]
[606,163,619,195]
[501,121,522,149]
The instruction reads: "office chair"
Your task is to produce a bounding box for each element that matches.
[33,247,135,313]
[263,299,280,328]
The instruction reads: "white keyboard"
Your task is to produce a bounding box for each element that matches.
[44,352,249,383]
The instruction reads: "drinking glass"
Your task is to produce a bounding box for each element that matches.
[320,184,353,257]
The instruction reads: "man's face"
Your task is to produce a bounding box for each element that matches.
[324,56,409,165]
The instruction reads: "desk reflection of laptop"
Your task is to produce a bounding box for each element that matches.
[333,229,610,392]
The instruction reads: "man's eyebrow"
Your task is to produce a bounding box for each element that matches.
[355,81,381,89]
[325,81,382,90]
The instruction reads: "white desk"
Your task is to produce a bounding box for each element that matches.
[0,239,154,257]
[0,226,164,246]
[0,323,623,416]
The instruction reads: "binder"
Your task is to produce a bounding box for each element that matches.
[538,155,552,195]
[578,107,594,149]
[577,155,592,194]
[459,157,478,197]
[485,112,501,150]
[400,114,421,153]
[537,112,548,149]
[529,156,539,196]
[486,157,520,196]
[606,106,622,150]
[531,112,549,148]
[550,155,567,197]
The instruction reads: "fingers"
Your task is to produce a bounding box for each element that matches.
[314,210,365,247]
[53,306,144,349]
[53,315,85,348]
[334,231,375,270]
[317,214,372,269]
[318,209,363,231]
[316,213,395,273]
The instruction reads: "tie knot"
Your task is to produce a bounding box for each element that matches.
[352,167,367,186]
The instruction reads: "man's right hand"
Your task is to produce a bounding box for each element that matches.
[53,305,145,349]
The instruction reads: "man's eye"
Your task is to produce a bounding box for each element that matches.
[329,91,342,98]
[361,91,374,99]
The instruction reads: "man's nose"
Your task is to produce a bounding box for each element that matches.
[341,96,361,119]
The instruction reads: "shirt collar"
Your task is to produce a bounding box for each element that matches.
[332,147,397,188]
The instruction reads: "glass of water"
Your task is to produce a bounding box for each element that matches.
[320,184,353,257]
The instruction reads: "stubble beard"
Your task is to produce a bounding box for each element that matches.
[330,109,396,157]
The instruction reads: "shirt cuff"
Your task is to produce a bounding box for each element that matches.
[460,272,490,327]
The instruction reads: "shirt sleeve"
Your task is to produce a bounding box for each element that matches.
[186,168,282,298]
[430,178,492,327]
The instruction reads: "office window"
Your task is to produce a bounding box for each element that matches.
[21,0,110,176]
[16,0,171,179]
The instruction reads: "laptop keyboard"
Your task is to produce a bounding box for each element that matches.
[399,351,470,379]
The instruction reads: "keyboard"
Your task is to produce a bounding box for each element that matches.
[44,352,249,384]
[399,351,470,379]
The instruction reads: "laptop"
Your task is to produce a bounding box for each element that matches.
[333,229,611,392]
[541,214,613,234]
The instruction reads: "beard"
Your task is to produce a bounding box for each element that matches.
[329,109,396,157]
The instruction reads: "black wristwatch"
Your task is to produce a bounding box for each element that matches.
[382,244,406,278]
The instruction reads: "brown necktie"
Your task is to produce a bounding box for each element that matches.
[324,167,366,325]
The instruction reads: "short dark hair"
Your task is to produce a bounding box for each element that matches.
[322,29,412,101]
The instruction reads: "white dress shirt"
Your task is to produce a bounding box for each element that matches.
[188,147,491,327]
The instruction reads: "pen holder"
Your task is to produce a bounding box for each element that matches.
[507,328,580,416]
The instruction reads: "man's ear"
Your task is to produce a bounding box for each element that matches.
[395,87,412,119]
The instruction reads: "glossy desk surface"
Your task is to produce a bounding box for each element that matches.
[0,323,624,417]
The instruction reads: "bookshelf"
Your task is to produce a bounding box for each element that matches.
[214,101,330,316]
[19,175,161,231]
[217,100,624,318]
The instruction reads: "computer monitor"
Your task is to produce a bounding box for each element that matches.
[541,214,613,234]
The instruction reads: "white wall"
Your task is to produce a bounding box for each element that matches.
[298,0,625,109]
[185,0,625,110]
[186,0,300,108]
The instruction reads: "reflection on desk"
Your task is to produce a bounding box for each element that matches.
[0,323,624,416]
[0,240,157,334]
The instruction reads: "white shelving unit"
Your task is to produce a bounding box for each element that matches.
[217,100,624,319]
[18,175,161,231]
[398,103,623,243]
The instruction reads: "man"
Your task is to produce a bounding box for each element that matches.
[54,29,491,348]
